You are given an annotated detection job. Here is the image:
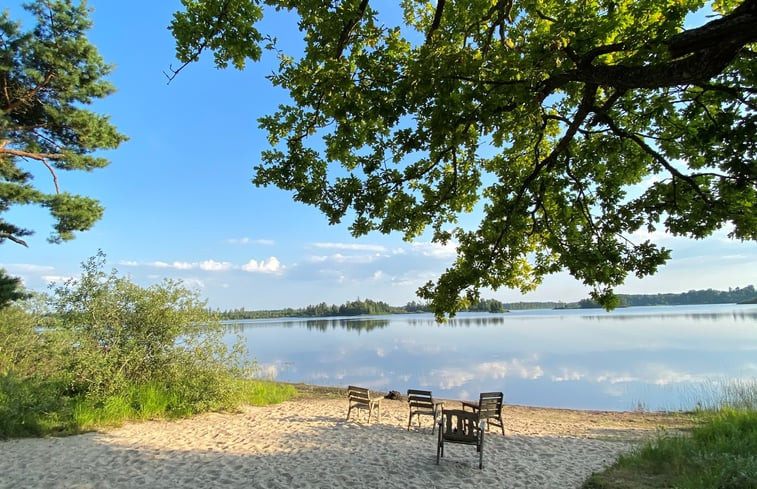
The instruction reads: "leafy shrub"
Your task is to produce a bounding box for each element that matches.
[49,251,253,398]
[0,252,262,437]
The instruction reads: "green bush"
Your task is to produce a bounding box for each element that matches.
[0,252,278,438]
[49,251,250,398]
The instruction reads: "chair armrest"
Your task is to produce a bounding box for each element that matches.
[461,400,479,411]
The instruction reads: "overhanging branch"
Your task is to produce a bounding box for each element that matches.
[426,0,446,43]
[667,0,757,58]
[546,1,757,92]
[335,0,370,60]
[0,232,29,247]
[0,147,62,193]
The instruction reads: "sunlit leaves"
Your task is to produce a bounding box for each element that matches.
[171,0,264,69]
[171,0,756,318]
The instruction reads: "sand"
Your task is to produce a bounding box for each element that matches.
[0,396,692,489]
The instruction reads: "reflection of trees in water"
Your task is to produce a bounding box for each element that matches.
[224,315,513,331]
[301,318,390,332]
[224,309,755,332]
[583,310,757,322]
[225,322,247,334]
[224,318,390,332]
[404,316,508,327]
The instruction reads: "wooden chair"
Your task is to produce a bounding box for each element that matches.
[407,389,444,433]
[436,408,485,469]
[346,385,381,423]
[461,391,505,435]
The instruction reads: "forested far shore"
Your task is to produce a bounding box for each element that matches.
[218,285,757,320]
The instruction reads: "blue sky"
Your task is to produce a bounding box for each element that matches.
[2,1,755,311]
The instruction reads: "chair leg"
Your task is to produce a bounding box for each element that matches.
[478,433,484,469]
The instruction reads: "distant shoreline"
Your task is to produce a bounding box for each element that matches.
[219,286,756,320]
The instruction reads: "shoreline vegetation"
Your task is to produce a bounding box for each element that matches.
[583,379,757,489]
[217,285,757,320]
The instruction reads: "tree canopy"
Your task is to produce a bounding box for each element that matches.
[171,0,757,318]
[0,0,126,248]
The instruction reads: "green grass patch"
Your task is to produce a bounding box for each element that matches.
[230,379,298,406]
[132,381,171,419]
[583,382,757,489]
[0,378,298,439]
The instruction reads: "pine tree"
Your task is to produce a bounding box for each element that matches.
[1,0,127,248]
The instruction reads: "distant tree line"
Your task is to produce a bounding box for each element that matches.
[219,297,505,320]
[575,285,757,309]
[220,286,756,319]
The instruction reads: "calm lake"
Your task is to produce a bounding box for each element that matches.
[225,304,757,411]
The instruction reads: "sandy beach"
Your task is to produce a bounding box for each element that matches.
[0,395,691,489]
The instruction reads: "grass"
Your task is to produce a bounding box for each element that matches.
[237,379,299,405]
[0,378,298,438]
[582,381,757,489]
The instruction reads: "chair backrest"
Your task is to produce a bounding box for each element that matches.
[348,385,372,405]
[407,389,434,410]
[477,392,503,419]
[439,409,480,443]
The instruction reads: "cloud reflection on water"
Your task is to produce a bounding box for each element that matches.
[231,304,757,411]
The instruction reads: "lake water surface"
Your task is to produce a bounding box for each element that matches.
[226,304,757,411]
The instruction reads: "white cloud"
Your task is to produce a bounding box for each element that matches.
[255,364,280,380]
[410,240,458,258]
[226,237,275,246]
[242,256,283,274]
[304,251,390,266]
[427,356,544,389]
[627,228,675,244]
[476,358,544,380]
[552,368,586,382]
[426,368,476,389]
[41,275,74,284]
[172,261,194,270]
[181,277,205,289]
[596,372,640,384]
[638,364,705,386]
[199,260,232,271]
[127,259,236,272]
